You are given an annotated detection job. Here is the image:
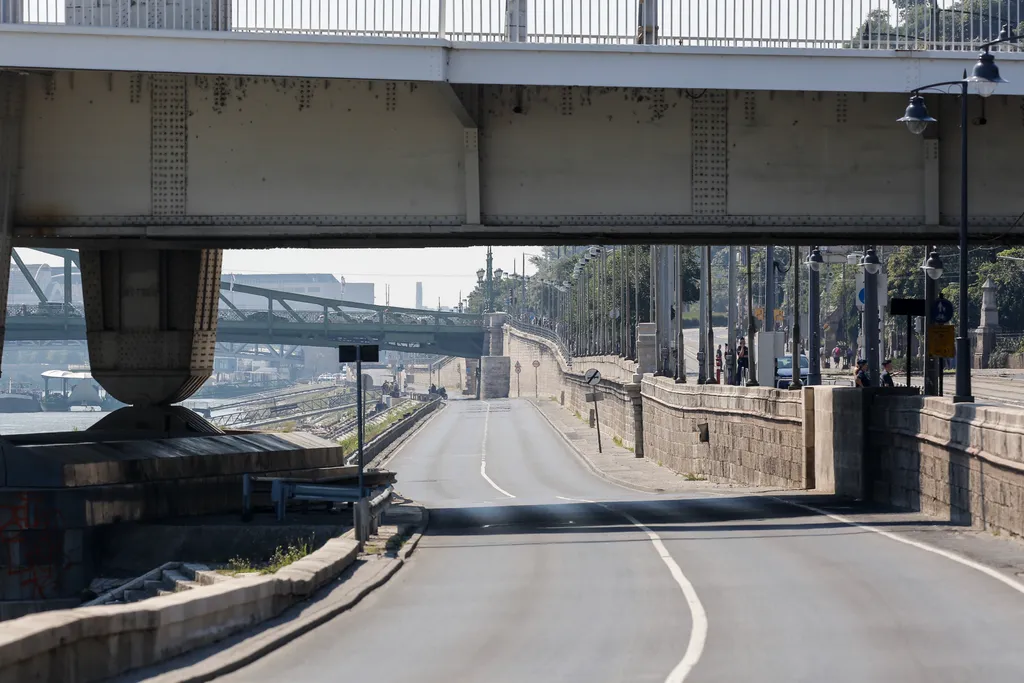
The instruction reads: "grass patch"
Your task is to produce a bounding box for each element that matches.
[684,473,707,481]
[574,410,582,420]
[612,435,624,448]
[223,539,312,575]
[337,404,418,453]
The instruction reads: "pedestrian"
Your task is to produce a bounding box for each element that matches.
[846,346,855,370]
[881,359,896,388]
[855,359,871,387]
[736,343,748,385]
[832,345,841,369]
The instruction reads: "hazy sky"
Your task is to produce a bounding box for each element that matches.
[18,246,540,310]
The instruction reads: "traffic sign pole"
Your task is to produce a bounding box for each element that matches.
[533,359,540,398]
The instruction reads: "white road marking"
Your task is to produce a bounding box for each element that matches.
[480,401,516,499]
[556,495,707,683]
[776,497,1024,598]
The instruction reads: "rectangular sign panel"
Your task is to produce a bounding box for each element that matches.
[927,325,955,358]
[339,344,380,363]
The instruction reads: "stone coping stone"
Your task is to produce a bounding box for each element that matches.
[0,432,343,488]
[0,533,360,683]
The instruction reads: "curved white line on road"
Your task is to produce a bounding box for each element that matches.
[556,496,707,682]
[480,401,516,499]
[777,497,1024,598]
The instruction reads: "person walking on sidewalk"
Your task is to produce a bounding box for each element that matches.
[881,359,896,388]
[855,359,871,387]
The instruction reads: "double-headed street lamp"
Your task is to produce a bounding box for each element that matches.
[896,29,1018,403]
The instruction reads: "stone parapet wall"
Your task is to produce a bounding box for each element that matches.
[571,355,638,384]
[641,377,807,488]
[868,396,1024,536]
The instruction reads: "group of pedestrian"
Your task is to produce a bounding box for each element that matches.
[854,358,896,388]
[830,344,857,370]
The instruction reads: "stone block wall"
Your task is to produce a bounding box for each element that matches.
[641,377,807,488]
[868,396,1024,536]
[480,356,511,399]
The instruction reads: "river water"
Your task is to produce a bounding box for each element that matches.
[0,399,238,435]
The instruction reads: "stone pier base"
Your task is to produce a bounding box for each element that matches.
[480,356,511,399]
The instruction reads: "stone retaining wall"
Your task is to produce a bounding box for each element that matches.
[641,377,807,488]
[434,357,466,392]
[504,326,638,451]
[868,395,1024,536]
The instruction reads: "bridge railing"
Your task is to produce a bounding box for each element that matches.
[8,0,1021,52]
[507,317,572,369]
[6,303,83,318]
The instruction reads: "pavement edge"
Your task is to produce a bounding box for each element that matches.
[168,507,431,683]
[526,400,663,495]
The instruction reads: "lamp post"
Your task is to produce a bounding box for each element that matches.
[922,248,944,396]
[485,247,494,313]
[789,246,803,390]
[860,247,882,386]
[746,245,758,386]
[897,32,1013,402]
[806,246,824,386]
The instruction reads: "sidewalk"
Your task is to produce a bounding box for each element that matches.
[529,398,763,495]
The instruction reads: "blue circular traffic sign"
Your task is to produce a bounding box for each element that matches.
[932,298,954,324]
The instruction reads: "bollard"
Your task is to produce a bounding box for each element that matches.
[355,497,371,544]
[589,408,596,428]
[560,390,565,405]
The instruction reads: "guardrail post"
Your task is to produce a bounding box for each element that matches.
[437,0,446,39]
[355,497,370,543]
[241,473,252,522]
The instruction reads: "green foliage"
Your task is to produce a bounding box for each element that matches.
[226,540,312,575]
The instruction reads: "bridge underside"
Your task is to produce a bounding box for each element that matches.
[8,70,1024,247]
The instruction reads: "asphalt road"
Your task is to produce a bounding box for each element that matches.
[219,399,1024,683]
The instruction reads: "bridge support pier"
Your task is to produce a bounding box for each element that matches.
[80,248,222,430]
[0,73,23,380]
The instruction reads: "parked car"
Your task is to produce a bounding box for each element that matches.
[775,355,809,389]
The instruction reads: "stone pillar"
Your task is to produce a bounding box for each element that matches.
[80,248,222,410]
[636,322,658,375]
[0,74,23,379]
[972,277,1000,369]
[486,312,508,355]
[480,356,510,399]
[625,376,644,458]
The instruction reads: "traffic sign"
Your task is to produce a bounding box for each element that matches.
[514,361,522,374]
[928,324,955,358]
[532,360,540,368]
[932,298,954,324]
[584,368,602,386]
[584,391,605,403]
[773,308,784,323]
[754,307,764,321]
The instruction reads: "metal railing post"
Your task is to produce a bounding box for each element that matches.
[437,0,446,39]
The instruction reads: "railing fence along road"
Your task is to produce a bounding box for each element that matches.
[9,0,1023,52]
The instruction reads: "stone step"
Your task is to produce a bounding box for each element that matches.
[181,562,227,586]
[122,589,149,603]
[143,579,164,594]
[161,569,200,592]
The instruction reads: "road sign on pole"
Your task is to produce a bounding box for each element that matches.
[584,368,602,386]
[338,343,380,543]
[514,361,521,397]
[928,324,955,358]
[931,297,954,324]
[532,360,540,397]
[588,389,604,453]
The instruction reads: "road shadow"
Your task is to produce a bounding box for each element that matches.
[419,493,950,545]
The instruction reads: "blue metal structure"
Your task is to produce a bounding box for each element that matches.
[4,273,486,358]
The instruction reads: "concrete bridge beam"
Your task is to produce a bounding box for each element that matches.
[80,248,222,406]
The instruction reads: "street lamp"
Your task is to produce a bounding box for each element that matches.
[806,247,824,385]
[921,248,945,396]
[860,247,882,385]
[897,37,1014,403]
[476,268,485,283]
[922,250,944,281]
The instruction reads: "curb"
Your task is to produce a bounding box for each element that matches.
[526,400,663,495]
[160,508,430,683]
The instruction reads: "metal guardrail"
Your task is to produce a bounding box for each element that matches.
[214,387,354,428]
[7,0,1020,52]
